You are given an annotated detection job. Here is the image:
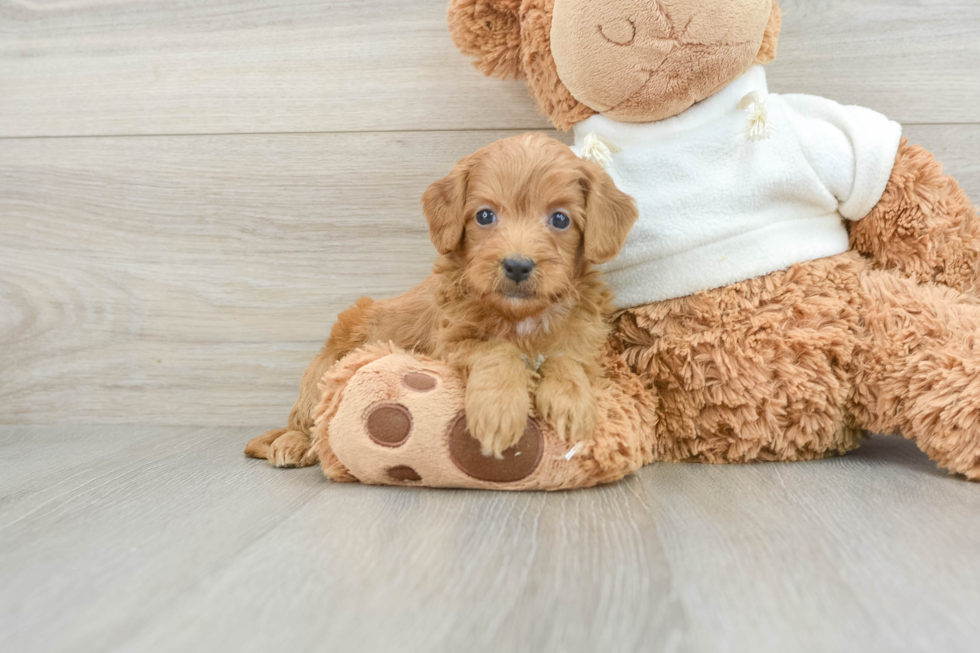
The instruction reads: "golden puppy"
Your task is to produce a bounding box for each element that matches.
[246,133,637,467]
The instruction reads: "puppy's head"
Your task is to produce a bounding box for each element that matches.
[422,133,637,319]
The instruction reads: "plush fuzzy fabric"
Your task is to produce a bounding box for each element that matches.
[519,0,598,131]
[850,269,980,480]
[613,252,866,465]
[754,0,782,65]
[850,139,980,295]
[447,0,525,80]
[550,0,772,123]
[311,343,657,490]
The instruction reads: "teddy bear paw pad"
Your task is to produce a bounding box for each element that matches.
[365,403,413,447]
[402,371,437,392]
[447,413,543,482]
[386,465,422,482]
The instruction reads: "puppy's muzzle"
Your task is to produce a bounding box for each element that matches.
[502,257,535,283]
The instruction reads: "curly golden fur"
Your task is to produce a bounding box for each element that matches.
[245,133,637,464]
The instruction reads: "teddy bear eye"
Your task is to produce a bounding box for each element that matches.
[550,211,571,230]
[476,209,496,226]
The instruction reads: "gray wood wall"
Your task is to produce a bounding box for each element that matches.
[2,0,979,427]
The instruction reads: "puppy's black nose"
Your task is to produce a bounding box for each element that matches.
[503,257,535,283]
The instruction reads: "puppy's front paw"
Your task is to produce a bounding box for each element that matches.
[268,430,319,468]
[465,380,532,459]
[536,376,598,444]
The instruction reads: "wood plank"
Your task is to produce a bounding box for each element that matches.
[0,426,325,653]
[631,438,980,652]
[1,0,978,137]
[2,125,978,426]
[0,129,566,426]
[0,0,549,138]
[1,428,979,652]
[768,0,980,123]
[904,124,980,179]
[0,424,195,500]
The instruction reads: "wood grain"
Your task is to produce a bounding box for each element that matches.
[768,0,980,123]
[1,427,979,653]
[2,126,978,426]
[0,425,324,653]
[0,0,549,138]
[0,129,564,426]
[1,0,978,137]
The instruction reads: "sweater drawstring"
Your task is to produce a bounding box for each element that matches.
[738,91,773,141]
[579,132,621,168]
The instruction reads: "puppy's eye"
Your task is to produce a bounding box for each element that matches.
[475,209,496,226]
[550,211,571,230]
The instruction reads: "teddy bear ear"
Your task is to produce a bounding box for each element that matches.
[448,0,525,79]
[754,0,782,65]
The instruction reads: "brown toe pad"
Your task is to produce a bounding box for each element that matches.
[386,465,422,482]
[365,403,413,447]
[447,412,543,483]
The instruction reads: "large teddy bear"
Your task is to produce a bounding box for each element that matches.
[248,0,980,490]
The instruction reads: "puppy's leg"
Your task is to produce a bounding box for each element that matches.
[246,278,439,468]
[535,356,598,443]
[456,341,536,458]
[247,349,335,468]
[266,430,319,468]
[244,428,285,459]
[245,298,378,468]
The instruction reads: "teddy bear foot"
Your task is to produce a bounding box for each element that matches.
[310,344,650,490]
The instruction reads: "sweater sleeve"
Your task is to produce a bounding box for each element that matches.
[779,94,902,221]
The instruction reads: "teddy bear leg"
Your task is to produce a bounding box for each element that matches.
[612,254,868,465]
[849,139,980,295]
[312,345,656,490]
[850,269,980,480]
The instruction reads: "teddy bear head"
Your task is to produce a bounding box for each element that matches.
[449,0,782,129]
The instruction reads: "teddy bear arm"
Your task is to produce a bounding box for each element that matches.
[310,343,398,483]
[312,344,656,490]
[848,138,980,295]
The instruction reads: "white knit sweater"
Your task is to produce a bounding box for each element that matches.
[571,65,903,308]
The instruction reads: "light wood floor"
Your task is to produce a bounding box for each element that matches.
[2,1,980,651]
[2,428,980,652]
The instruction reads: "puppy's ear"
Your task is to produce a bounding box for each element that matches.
[580,162,638,265]
[754,0,782,65]
[422,159,471,255]
[448,0,524,79]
